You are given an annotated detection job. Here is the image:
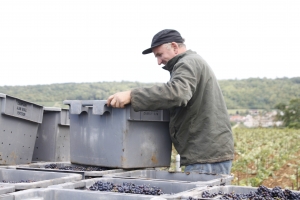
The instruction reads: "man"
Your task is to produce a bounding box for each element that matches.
[107,29,234,175]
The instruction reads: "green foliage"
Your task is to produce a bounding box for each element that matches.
[275,98,300,129]
[0,81,156,107]
[232,128,300,188]
[248,177,263,187]
[219,77,300,109]
[0,77,299,109]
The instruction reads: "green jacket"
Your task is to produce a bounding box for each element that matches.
[131,50,234,166]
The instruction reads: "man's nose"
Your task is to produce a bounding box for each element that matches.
[157,58,162,65]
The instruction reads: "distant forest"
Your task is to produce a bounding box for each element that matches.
[0,77,299,110]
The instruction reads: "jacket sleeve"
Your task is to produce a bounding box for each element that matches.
[131,61,198,111]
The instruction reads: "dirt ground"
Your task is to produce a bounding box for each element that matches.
[262,158,299,190]
[232,151,300,190]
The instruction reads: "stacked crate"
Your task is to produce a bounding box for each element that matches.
[0,93,43,165]
[32,107,70,162]
[0,94,82,198]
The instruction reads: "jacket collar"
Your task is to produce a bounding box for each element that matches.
[162,50,194,72]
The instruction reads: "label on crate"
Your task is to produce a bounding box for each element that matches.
[13,100,31,119]
[129,106,169,121]
[141,111,162,121]
[142,111,159,116]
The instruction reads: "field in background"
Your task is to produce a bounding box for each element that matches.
[231,128,300,189]
[169,128,300,190]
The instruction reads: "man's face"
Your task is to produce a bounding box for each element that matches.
[152,44,176,65]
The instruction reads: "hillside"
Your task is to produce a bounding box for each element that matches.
[0,77,299,109]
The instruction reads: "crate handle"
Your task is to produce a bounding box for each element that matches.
[92,100,112,115]
[63,100,111,115]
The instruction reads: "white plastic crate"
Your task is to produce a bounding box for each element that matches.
[0,188,169,200]
[49,177,208,199]
[104,169,233,186]
[0,185,14,195]
[0,169,82,190]
[15,162,126,179]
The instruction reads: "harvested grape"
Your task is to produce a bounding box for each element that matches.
[88,181,164,196]
[44,163,109,171]
[187,185,300,200]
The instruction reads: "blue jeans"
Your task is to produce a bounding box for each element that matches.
[184,160,232,175]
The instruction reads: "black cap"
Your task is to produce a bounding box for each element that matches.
[142,29,184,54]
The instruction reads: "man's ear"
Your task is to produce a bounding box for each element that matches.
[171,42,179,54]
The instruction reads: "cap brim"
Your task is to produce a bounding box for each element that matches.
[142,48,153,55]
[142,43,164,55]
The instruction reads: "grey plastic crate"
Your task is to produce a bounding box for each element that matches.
[32,107,70,162]
[103,170,233,186]
[63,100,172,169]
[180,185,300,199]
[0,188,171,200]
[0,185,14,195]
[49,177,208,199]
[15,162,126,179]
[0,168,82,190]
[0,93,43,165]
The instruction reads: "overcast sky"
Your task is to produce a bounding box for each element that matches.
[0,0,299,86]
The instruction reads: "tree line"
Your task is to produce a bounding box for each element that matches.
[0,77,299,110]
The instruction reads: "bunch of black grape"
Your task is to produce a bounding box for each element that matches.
[187,185,300,200]
[2,180,35,183]
[199,190,223,198]
[45,163,57,169]
[88,181,164,196]
[44,164,109,171]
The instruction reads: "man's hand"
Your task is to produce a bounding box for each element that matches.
[107,90,131,108]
